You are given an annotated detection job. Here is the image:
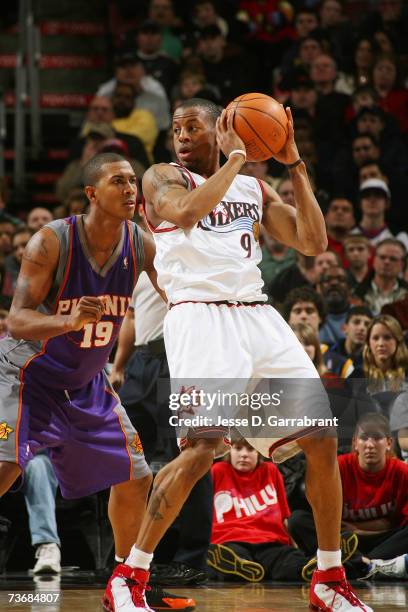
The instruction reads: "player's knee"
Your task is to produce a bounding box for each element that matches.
[299,432,338,463]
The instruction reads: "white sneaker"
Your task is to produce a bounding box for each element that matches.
[33,543,61,575]
[365,554,408,579]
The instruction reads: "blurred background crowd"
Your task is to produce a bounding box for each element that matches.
[0,0,407,586]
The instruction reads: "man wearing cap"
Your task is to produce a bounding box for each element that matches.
[133,20,179,97]
[354,238,408,315]
[351,178,394,247]
[195,24,254,106]
[283,68,317,120]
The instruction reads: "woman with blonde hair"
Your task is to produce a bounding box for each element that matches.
[361,314,408,393]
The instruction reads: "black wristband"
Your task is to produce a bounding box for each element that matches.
[286,158,303,169]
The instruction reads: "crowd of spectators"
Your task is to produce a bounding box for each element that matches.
[0,0,407,583]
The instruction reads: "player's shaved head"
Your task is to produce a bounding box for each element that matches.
[174,97,222,125]
[82,153,126,186]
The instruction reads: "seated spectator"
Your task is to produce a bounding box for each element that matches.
[0,217,15,263]
[257,176,296,288]
[111,82,158,162]
[352,314,408,393]
[268,252,317,306]
[310,53,350,146]
[351,179,394,247]
[358,159,387,184]
[324,198,355,264]
[192,0,229,38]
[291,321,334,377]
[131,19,179,98]
[339,38,375,94]
[27,208,53,232]
[354,239,408,315]
[331,132,381,201]
[193,25,254,106]
[318,0,353,70]
[2,226,34,297]
[318,265,356,346]
[97,52,170,131]
[56,130,109,204]
[172,70,207,104]
[372,53,408,133]
[148,0,184,62]
[65,189,89,217]
[288,412,408,580]
[344,235,371,288]
[350,314,408,436]
[279,9,319,77]
[284,286,326,334]
[259,229,296,290]
[348,86,379,121]
[328,306,373,371]
[21,454,61,575]
[282,69,317,121]
[390,391,408,463]
[208,437,313,582]
[71,98,150,170]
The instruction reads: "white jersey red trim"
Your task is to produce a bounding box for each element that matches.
[148,165,267,303]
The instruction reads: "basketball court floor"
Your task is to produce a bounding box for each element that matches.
[0,572,406,610]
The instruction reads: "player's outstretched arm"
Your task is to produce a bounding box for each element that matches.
[143,110,246,230]
[7,228,104,341]
[261,107,327,256]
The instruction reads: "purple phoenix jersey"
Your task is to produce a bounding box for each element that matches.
[0,216,149,498]
[3,215,143,387]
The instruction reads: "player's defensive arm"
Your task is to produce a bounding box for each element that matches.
[110,306,135,390]
[262,107,327,256]
[7,228,104,341]
[142,110,246,230]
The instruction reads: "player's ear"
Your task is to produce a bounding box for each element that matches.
[84,185,96,202]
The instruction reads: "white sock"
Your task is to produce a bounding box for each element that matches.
[317,549,342,571]
[126,546,153,570]
[115,555,125,564]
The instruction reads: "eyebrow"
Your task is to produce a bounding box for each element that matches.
[173,112,202,121]
[110,174,137,180]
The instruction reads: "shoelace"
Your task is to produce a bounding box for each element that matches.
[122,574,151,606]
[328,580,365,609]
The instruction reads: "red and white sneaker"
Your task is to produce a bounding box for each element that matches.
[102,564,153,611]
[310,567,373,611]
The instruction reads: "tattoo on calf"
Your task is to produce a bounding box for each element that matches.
[148,485,172,521]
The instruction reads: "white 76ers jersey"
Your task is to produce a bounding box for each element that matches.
[145,163,268,303]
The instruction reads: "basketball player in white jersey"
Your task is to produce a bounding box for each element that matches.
[104,100,372,611]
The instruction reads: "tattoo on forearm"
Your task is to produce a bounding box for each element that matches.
[148,485,172,521]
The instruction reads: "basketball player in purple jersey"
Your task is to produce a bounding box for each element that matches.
[0,153,194,612]
[102,102,373,611]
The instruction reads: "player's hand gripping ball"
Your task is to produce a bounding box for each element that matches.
[225,93,288,162]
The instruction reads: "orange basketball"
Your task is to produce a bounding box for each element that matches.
[225,93,288,162]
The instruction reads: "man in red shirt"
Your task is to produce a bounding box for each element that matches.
[289,413,408,579]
